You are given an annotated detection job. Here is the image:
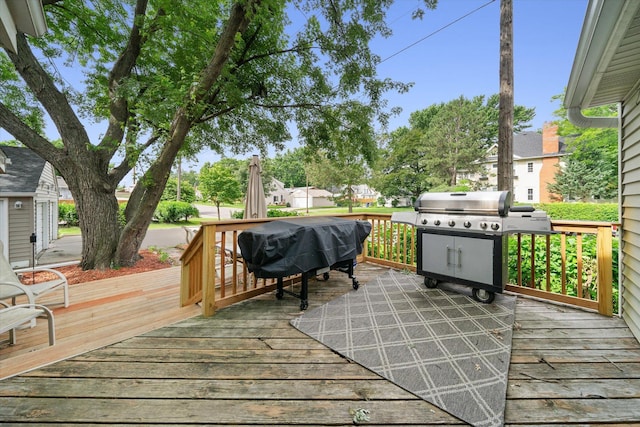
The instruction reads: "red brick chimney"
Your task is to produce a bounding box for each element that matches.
[543,123,560,154]
[540,123,562,202]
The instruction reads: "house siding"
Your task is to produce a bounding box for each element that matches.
[621,99,640,340]
[8,197,34,268]
[513,159,543,203]
[34,162,59,251]
[0,146,60,267]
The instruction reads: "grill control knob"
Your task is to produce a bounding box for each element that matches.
[421,218,428,225]
[479,222,488,229]
[448,220,455,227]
[464,221,471,228]
[491,223,500,231]
[434,219,441,226]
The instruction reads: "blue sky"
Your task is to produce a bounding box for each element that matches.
[370,0,587,132]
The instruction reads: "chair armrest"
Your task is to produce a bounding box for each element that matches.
[0,280,36,303]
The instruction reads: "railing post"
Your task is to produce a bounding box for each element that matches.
[597,225,613,316]
[202,224,217,317]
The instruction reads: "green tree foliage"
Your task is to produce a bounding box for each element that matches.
[199,162,242,220]
[370,127,432,204]
[267,148,309,188]
[0,0,436,269]
[547,156,614,201]
[371,94,534,200]
[423,96,487,186]
[304,101,377,212]
[162,178,196,203]
[550,94,618,201]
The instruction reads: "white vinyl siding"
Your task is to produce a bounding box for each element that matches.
[621,98,640,340]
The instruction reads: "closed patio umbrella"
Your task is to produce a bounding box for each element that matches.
[244,155,267,219]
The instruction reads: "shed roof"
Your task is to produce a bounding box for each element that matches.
[0,146,47,194]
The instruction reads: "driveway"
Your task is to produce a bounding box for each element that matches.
[195,204,238,220]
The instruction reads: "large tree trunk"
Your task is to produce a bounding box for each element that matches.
[59,156,121,270]
[75,186,121,270]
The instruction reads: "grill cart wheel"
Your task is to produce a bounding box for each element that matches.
[472,288,495,304]
[424,277,438,289]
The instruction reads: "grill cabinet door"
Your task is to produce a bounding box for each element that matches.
[420,232,456,278]
[454,235,494,284]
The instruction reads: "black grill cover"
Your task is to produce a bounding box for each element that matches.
[238,217,372,278]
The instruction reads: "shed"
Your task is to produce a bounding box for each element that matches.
[564,0,640,340]
[0,146,59,267]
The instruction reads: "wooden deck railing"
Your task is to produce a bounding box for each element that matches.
[180,214,616,317]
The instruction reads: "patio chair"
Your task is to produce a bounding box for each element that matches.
[0,303,55,346]
[0,241,69,308]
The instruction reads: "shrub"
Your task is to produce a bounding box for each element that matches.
[534,202,618,222]
[508,233,619,313]
[232,208,299,219]
[154,201,199,223]
[58,203,79,226]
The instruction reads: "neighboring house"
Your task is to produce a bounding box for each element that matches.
[0,146,59,268]
[459,123,567,203]
[564,0,640,340]
[349,184,380,207]
[288,187,334,209]
[266,178,289,206]
[57,176,73,201]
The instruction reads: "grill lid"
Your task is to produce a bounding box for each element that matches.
[414,191,511,216]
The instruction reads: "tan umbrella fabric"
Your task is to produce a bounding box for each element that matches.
[244,155,267,219]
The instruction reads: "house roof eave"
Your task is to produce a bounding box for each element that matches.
[564,0,639,128]
[0,0,48,53]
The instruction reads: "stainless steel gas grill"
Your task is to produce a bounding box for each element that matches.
[392,191,551,303]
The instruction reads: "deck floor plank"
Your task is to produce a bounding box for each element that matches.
[2,262,640,425]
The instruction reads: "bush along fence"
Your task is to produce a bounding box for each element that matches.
[59,201,199,226]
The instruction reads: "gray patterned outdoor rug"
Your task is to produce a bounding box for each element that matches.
[290,269,516,427]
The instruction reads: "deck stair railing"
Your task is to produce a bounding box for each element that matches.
[180,214,615,317]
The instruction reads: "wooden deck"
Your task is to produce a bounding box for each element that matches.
[1,263,640,425]
[0,266,201,379]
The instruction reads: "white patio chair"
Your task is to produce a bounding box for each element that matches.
[0,241,69,308]
[0,302,55,346]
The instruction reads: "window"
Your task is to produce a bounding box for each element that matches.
[527,188,533,201]
[527,162,533,173]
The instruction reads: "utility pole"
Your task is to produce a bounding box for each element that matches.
[498,0,514,195]
[176,156,182,201]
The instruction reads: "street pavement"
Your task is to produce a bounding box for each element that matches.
[37,203,232,265]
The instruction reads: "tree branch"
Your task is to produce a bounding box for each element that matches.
[101,0,152,158]
[0,102,59,159]
[6,34,89,166]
